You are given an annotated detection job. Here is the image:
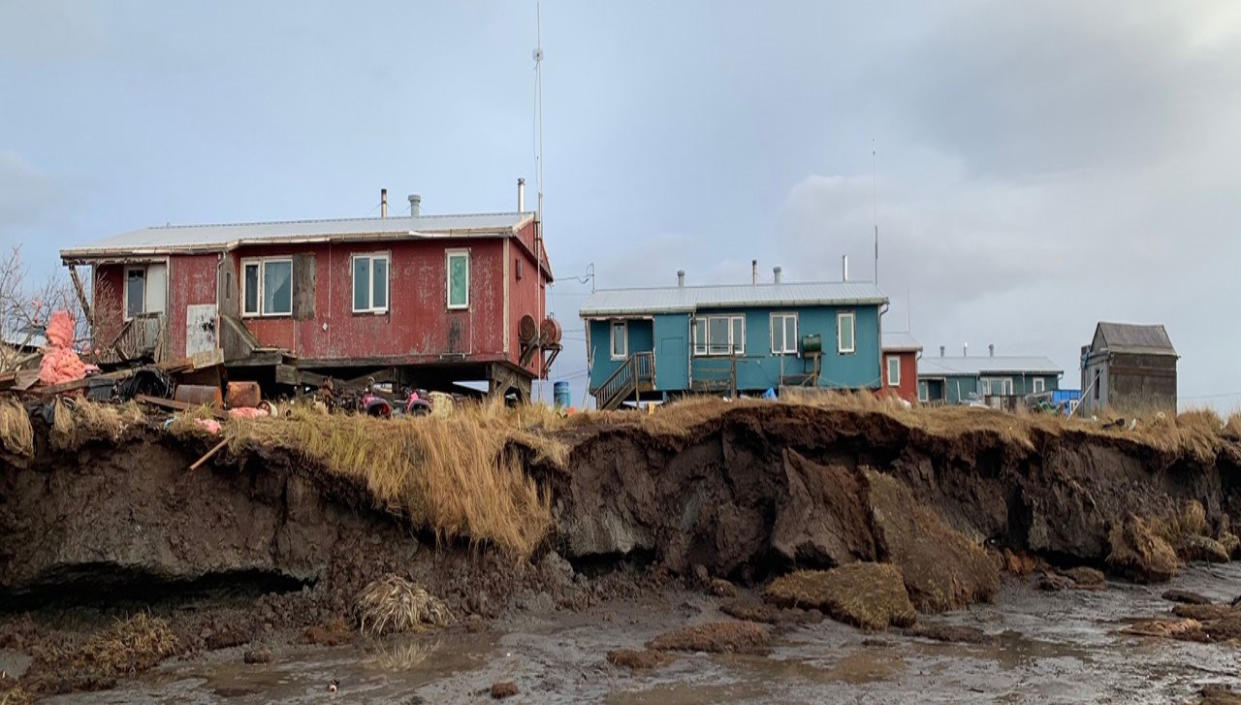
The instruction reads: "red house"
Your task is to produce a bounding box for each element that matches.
[60,188,557,400]
[880,331,921,403]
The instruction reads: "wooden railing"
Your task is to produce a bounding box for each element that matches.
[594,351,655,410]
[96,312,165,364]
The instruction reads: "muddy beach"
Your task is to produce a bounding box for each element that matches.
[3,399,1241,703]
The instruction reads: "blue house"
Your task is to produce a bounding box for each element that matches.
[579,272,888,409]
[917,346,1062,408]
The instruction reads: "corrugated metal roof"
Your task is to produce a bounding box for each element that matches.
[918,355,1062,377]
[579,281,887,316]
[61,212,536,258]
[1095,322,1176,355]
[881,331,921,351]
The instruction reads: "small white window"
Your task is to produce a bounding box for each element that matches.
[1032,377,1046,393]
[982,378,993,395]
[918,381,928,402]
[837,311,856,354]
[1002,378,1014,395]
[352,254,390,313]
[887,355,900,387]
[771,313,798,354]
[447,250,469,309]
[240,258,293,317]
[610,320,628,360]
[694,314,745,356]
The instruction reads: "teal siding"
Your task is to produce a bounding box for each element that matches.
[587,318,653,391]
[688,305,883,393]
[653,314,690,390]
[920,373,1061,404]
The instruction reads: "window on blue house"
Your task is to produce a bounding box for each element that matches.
[610,321,627,360]
[1033,377,1046,393]
[837,311,856,354]
[771,313,798,354]
[693,314,745,356]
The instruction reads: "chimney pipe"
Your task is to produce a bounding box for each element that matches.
[842,255,849,281]
[939,345,945,358]
[963,342,969,357]
[773,266,782,284]
[989,343,994,358]
[751,259,758,285]
[677,270,685,287]
[380,188,388,218]
[517,178,526,212]
[408,194,421,217]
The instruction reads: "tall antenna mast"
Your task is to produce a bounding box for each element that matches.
[533,0,546,401]
[872,139,879,285]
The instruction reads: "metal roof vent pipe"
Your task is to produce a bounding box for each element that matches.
[517,178,526,212]
[751,259,758,285]
[963,342,969,357]
[408,194,421,217]
[842,255,849,281]
[381,188,388,218]
[677,270,686,287]
[989,343,995,358]
[939,345,945,357]
[773,266,782,284]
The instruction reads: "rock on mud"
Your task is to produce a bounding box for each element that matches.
[1162,589,1213,605]
[645,620,770,654]
[719,600,824,625]
[903,623,995,644]
[763,563,916,631]
[1106,514,1180,583]
[864,472,1000,612]
[1178,535,1231,564]
[490,681,518,699]
[606,648,677,670]
[1059,566,1105,588]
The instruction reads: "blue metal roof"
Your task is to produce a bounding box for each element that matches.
[579,281,887,316]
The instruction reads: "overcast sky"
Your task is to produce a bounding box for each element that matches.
[2,1,1239,410]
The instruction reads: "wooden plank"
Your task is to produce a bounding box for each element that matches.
[189,438,229,471]
[24,367,138,396]
[134,394,229,419]
[292,253,316,321]
[275,363,300,386]
[68,265,94,328]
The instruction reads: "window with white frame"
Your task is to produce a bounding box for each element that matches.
[918,381,928,402]
[241,258,292,316]
[1032,377,1046,393]
[770,313,798,354]
[446,250,469,309]
[610,320,628,359]
[693,314,745,356]
[837,311,856,354]
[887,355,900,386]
[981,378,992,395]
[352,253,390,313]
[1001,378,1014,395]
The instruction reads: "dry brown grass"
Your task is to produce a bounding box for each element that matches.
[49,398,145,450]
[0,395,33,457]
[355,575,453,636]
[764,563,917,630]
[1151,499,1209,547]
[645,620,771,654]
[224,403,560,557]
[73,613,180,676]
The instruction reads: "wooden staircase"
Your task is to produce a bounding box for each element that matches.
[593,352,655,410]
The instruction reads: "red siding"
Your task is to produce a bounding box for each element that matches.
[166,254,218,358]
[86,233,551,374]
[880,350,919,403]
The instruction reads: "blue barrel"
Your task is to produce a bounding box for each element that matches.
[553,381,571,409]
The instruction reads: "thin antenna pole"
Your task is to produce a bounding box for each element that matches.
[533,0,545,402]
[872,139,879,285]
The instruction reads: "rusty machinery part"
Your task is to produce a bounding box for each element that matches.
[539,317,562,347]
[519,314,540,346]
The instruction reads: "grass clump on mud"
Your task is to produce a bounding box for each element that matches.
[764,563,916,631]
[1107,514,1180,583]
[72,613,180,676]
[222,402,560,558]
[355,574,453,635]
[49,398,146,450]
[0,396,33,457]
[645,620,770,654]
